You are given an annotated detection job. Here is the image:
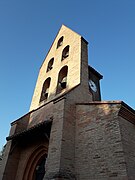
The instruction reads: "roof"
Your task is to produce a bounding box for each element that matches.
[89,66,103,79]
[6,119,52,141]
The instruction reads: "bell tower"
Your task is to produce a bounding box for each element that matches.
[29,25,97,111]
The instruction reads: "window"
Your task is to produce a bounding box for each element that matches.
[40,77,51,102]
[46,58,54,72]
[57,66,68,94]
[23,146,48,180]
[61,45,69,60]
[57,36,63,49]
[34,155,46,180]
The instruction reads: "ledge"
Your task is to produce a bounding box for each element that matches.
[76,100,135,125]
[76,100,123,105]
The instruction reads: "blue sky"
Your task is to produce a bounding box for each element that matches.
[0,0,135,150]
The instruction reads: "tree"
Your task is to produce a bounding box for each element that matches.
[0,145,6,160]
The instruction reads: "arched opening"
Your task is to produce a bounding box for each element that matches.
[61,45,69,60]
[23,146,48,180]
[40,77,51,102]
[46,58,54,72]
[33,155,47,180]
[57,66,68,94]
[57,36,64,49]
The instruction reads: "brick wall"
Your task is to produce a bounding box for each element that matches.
[119,116,135,180]
[30,25,82,111]
[45,96,76,179]
[75,103,128,180]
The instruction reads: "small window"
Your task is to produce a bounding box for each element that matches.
[61,45,69,60]
[57,66,68,94]
[46,58,54,72]
[40,77,51,102]
[57,36,64,49]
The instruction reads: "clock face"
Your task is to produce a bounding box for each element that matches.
[89,80,97,92]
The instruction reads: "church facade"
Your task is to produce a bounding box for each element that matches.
[1,25,135,180]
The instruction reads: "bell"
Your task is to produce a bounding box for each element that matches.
[65,51,69,57]
[43,88,49,99]
[45,88,49,94]
[61,77,67,88]
[47,65,53,72]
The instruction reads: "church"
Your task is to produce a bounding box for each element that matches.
[1,25,135,180]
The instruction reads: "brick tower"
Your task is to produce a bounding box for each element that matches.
[1,25,135,180]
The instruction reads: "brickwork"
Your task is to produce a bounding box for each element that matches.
[0,141,21,180]
[45,98,65,178]
[15,139,48,180]
[119,116,135,179]
[75,103,128,180]
[30,25,87,111]
[28,101,54,128]
[0,123,49,180]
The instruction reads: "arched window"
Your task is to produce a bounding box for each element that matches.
[40,77,51,102]
[57,36,63,49]
[23,145,48,180]
[46,58,54,72]
[57,66,68,94]
[61,45,70,60]
[34,155,46,180]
